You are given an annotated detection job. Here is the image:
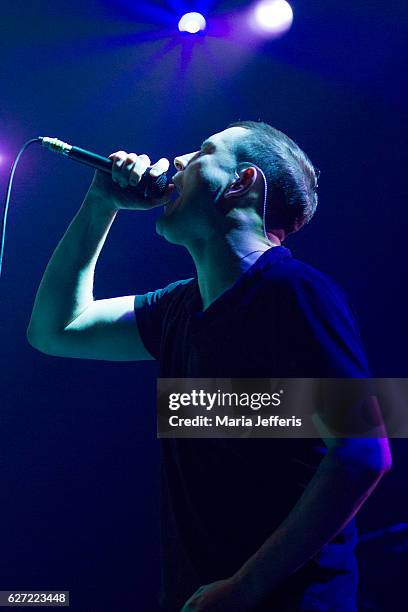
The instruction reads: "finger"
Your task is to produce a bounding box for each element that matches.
[115,152,138,188]
[130,154,151,186]
[117,153,138,188]
[114,153,142,189]
[117,153,143,188]
[108,150,127,162]
[150,157,170,178]
[110,151,128,185]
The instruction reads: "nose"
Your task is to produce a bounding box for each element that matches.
[173,157,185,171]
[173,152,198,171]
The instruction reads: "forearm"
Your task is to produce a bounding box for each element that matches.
[235,446,388,603]
[27,190,117,344]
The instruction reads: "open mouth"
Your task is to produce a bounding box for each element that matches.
[163,184,182,216]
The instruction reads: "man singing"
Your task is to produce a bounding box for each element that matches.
[27,121,391,611]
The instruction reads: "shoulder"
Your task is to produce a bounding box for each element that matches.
[261,253,370,375]
[259,252,364,339]
[262,251,348,306]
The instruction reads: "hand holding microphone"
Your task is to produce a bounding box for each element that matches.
[39,137,176,212]
[1,136,176,279]
[89,151,176,212]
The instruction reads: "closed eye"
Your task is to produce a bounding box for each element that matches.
[192,143,215,160]
[186,150,205,167]
[182,143,215,169]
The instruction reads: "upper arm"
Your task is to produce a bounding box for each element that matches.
[28,295,154,361]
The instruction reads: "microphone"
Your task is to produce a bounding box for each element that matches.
[39,136,169,199]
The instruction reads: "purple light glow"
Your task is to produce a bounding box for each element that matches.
[251,0,293,37]
[178,12,207,34]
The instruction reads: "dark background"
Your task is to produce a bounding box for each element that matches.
[0,1,407,610]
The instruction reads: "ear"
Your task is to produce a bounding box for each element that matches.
[224,167,258,200]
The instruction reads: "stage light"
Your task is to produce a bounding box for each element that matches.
[178,12,206,34]
[252,0,293,36]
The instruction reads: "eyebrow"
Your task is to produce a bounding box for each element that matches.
[200,139,216,149]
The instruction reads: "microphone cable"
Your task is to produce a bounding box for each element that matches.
[0,136,169,280]
[0,137,41,279]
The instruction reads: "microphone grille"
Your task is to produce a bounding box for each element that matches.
[138,168,168,199]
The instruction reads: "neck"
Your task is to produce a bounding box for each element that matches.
[187,229,280,311]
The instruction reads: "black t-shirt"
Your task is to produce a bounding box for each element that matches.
[135,246,370,611]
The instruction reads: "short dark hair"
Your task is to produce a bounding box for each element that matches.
[228,120,319,237]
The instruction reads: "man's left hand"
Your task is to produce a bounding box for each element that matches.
[180,575,252,611]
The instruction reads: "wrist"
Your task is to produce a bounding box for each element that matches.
[82,189,119,218]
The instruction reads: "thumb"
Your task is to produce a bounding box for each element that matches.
[150,158,170,177]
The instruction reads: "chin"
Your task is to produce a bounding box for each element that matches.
[155,215,188,246]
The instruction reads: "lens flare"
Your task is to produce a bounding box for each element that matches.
[178,12,207,34]
[252,0,293,36]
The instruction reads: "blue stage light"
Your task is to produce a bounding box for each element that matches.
[178,12,206,34]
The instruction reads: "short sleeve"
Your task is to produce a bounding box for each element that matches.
[134,278,194,360]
